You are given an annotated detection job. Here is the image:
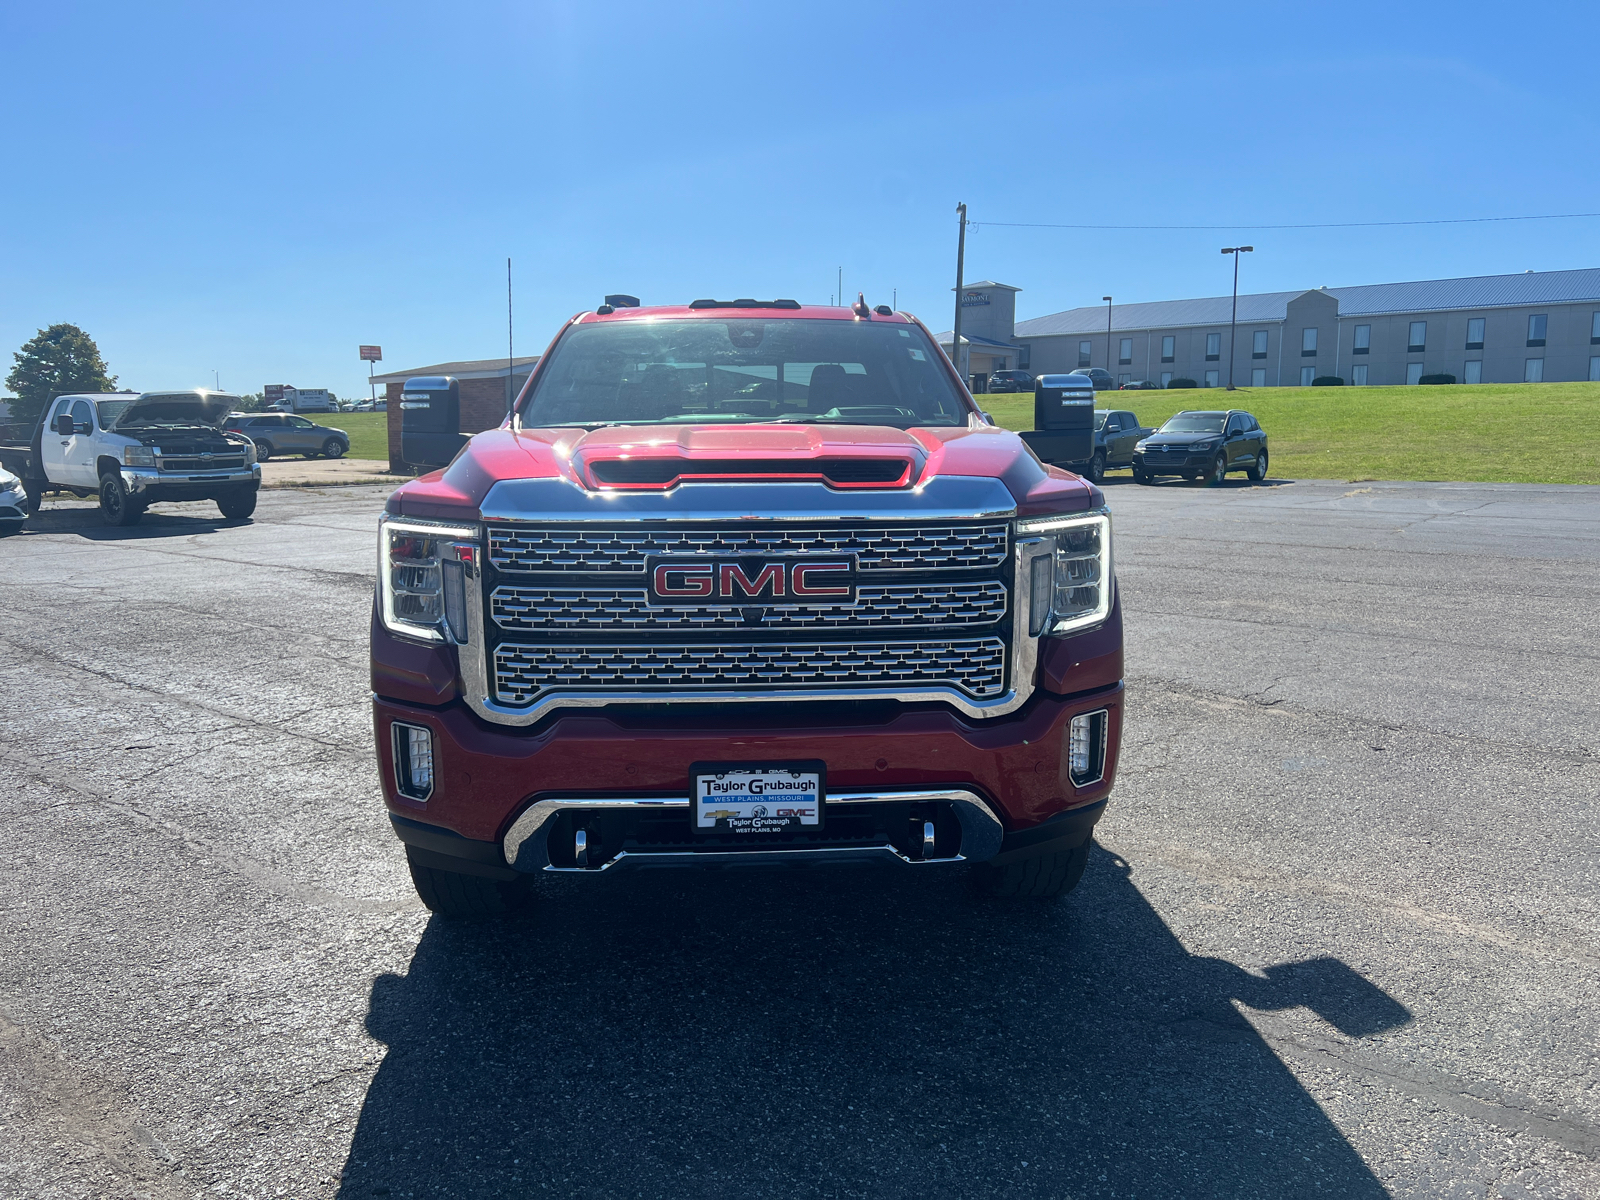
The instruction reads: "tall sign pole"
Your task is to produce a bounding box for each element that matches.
[1221,246,1253,390]
[359,345,383,402]
[507,258,515,420]
[953,202,968,386]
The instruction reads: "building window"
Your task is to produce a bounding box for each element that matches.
[1464,360,1482,384]
[1590,356,1600,381]
[1406,362,1424,385]
[1205,333,1221,361]
[1592,312,1600,345]
[1525,357,1544,382]
[1527,314,1547,347]
[1118,337,1132,365]
[1251,330,1268,359]
[1161,335,1175,362]
[1408,321,1427,353]
[1160,371,1173,387]
[1301,327,1317,357]
[1251,367,1266,387]
[1017,344,1031,369]
[1078,340,1092,368]
[1352,324,1370,355]
[1466,317,1484,350]
[1205,369,1220,388]
[1351,364,1369,386]
[1299,365,1314,386]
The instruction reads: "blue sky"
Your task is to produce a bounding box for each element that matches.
[4,0,1598,398]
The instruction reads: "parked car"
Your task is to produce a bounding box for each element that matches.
[355,398,387,412]
[223,413,350,461]
[1132,409,1269,485]
[1119,379,1161,390]
[0,465,29,534]
[1068,368,1115,390]
[986,370,1036,394]
[1068,409,1155,483]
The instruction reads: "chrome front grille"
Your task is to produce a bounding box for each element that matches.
[490,580,1008,631]
[160,454,247,472]
[491,637,1008,705]
[488,522,1009,573]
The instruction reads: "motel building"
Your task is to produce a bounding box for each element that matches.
[938,267,1600,391]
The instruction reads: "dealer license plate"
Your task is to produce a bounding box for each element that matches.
[690,761,825,835]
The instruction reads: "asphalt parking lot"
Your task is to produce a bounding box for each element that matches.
[1,475,1597,1199]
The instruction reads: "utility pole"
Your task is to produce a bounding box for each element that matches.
[1221,246,1253,390]
[953,203,968,386]
[1103,296,1113,376]
[838,267,843,308]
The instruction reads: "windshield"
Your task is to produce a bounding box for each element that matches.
[1160,412,1226,434]
[96,400,133,426]
[522,318,972,429]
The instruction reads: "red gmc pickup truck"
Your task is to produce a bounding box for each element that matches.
[372,298,1122,917]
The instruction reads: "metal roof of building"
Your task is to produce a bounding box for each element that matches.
[370,355,540,385]
[1013,267,1600,336]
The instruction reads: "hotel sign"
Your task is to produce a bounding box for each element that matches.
[961,291,991,307]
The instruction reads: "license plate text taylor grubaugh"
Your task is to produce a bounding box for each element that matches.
[692,765,823,834]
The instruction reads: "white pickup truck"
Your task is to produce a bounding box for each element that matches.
[0,389,262,527]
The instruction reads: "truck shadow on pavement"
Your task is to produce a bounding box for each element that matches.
[19,506,248,540]
[340,847,1409,1199]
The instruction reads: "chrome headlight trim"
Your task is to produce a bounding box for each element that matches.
[377,514,482,644]
[1015,507,1113,638]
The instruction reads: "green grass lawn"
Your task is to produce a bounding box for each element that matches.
[975,381,1600,484]
[318,411,389,461]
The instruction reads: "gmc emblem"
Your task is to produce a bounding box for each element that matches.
[646,557,856,606]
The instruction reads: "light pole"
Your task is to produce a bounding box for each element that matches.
[1221,246,1253,390]
[1103,296,1113,376]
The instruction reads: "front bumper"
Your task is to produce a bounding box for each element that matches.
[375,683,1121,877]
[1133,449,1212,473]
[0,488,27,522]
[121,464,261,499]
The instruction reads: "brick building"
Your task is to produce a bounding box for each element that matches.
[370,356,539,471]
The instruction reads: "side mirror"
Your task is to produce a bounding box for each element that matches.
[981,411,995,425]
[52,414,74,435]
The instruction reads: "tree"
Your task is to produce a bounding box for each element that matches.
[5,324,118,428]
[235,392,266,412]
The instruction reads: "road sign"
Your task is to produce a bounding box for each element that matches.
[359,345,382,362]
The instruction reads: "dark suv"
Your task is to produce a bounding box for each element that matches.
[1068,368,1115,391]
[1132,410,1269,485]
[986,370,1036,393]
[224,413,350,462]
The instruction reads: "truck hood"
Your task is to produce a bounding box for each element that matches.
[389,421,1101,521]
[114,391,234,430]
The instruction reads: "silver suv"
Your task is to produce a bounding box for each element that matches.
[224,414,350,461]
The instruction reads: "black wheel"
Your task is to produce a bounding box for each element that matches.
[0,520,21,537]
[322,438,346,459]
[216,488,257,520]
[970,841,1091,899]
[24,481,44,512]
[254,441,274,462]
[1205,452,1227,486]
[99,473,143,526]
[1085,451,1105,484]
[1247,450,1269,482]
[407,849,531,919]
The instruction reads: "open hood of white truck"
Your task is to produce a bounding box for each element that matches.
[114,390,237,430]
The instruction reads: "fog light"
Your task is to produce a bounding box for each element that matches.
[393,722,435,801]
[1066,709,1108,787]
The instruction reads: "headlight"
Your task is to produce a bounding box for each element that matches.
[378,516,479,642]
[122,446,156,467]
[1017,510,1113,637]
[242,439,258,465]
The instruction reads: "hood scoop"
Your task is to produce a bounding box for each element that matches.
[585,456,913,490]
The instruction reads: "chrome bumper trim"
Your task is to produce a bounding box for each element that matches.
[501,787,1004,871]
[121,465,260,494]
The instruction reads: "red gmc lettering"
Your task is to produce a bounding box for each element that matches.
[718,562,785,598]
[790,561,851,597]
[653,563,714,597]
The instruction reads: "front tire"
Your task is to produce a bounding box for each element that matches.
[99,473,143,526]
[1247,450,1269,482]
[322,438,346,459]
[1205,452,1227,486]
[216,488,257,520]
[407,849,530,919]
[1085,451,1105,484]
[970,841,1091,899]
[24,480,44,513]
